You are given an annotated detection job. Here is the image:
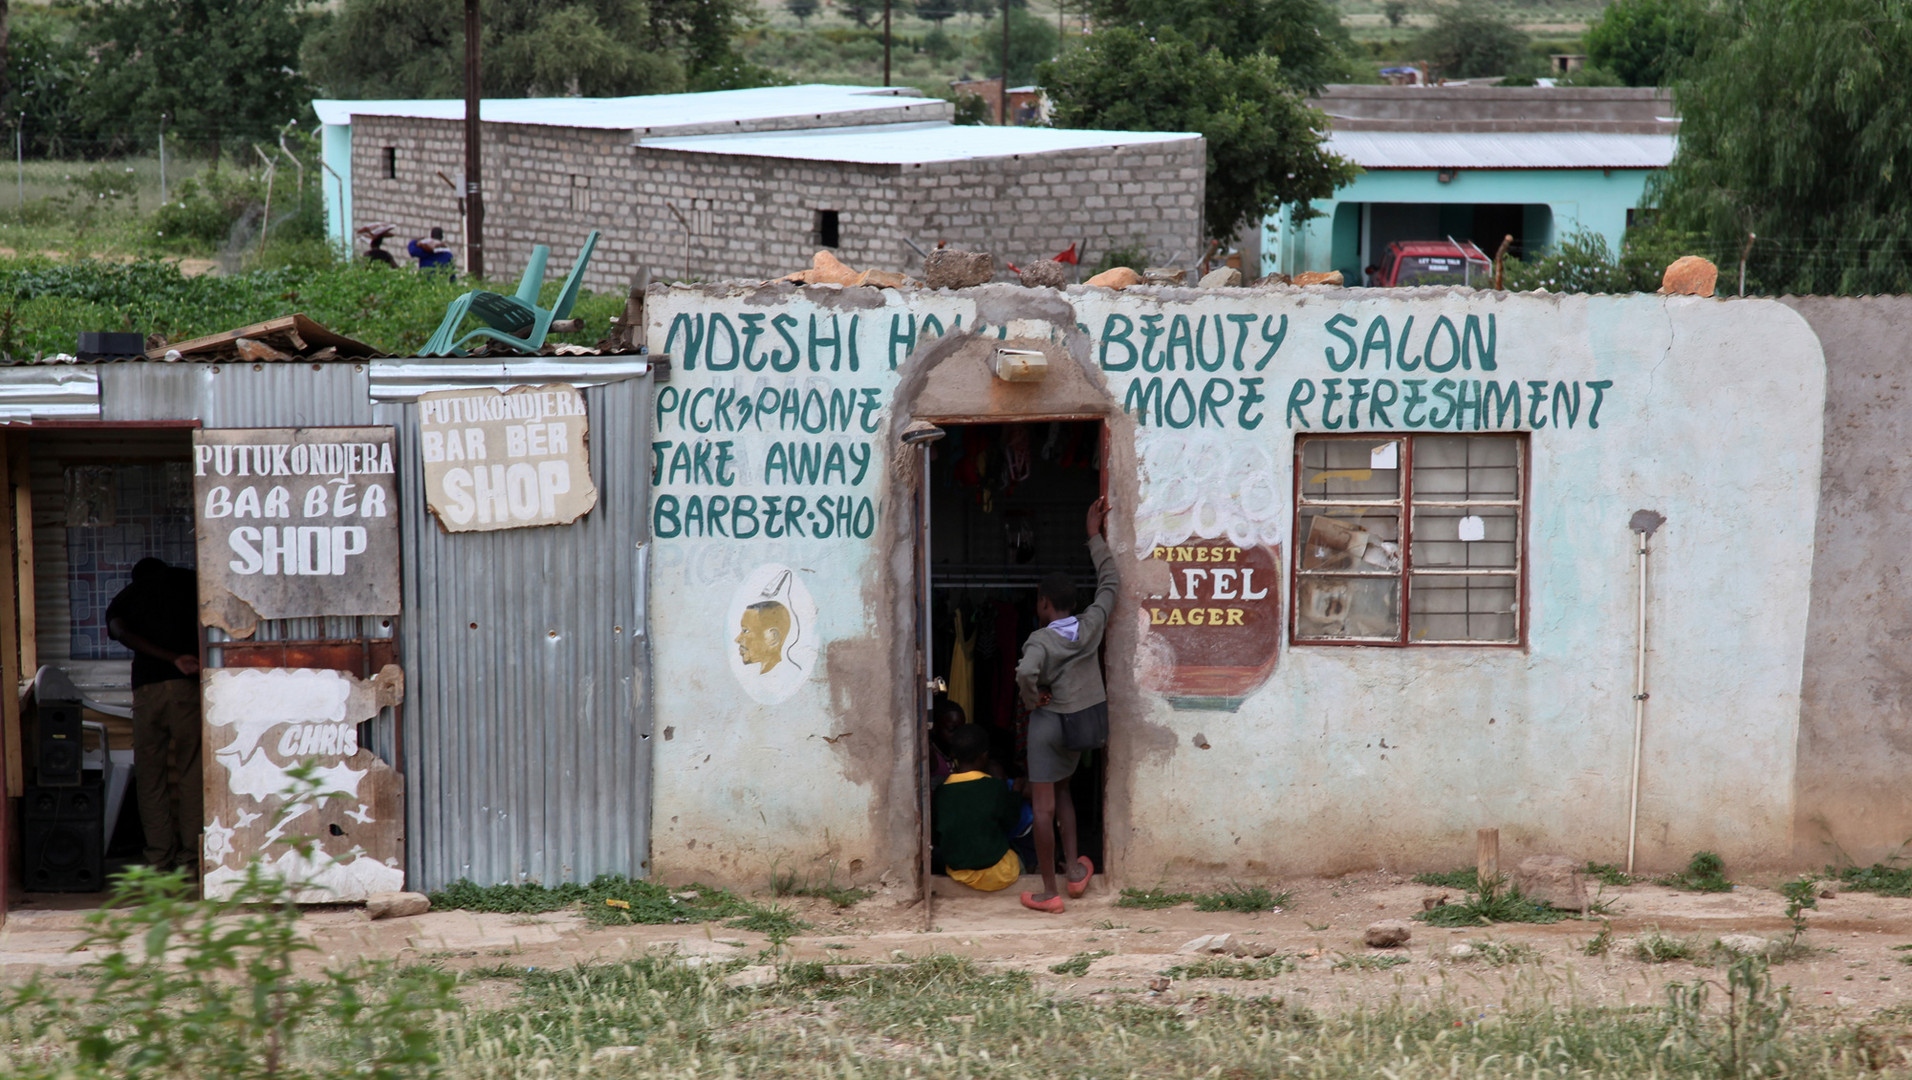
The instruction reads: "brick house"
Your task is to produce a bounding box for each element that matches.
[316,85,1206,290]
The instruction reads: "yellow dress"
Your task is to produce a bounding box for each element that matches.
[948,608,976,720]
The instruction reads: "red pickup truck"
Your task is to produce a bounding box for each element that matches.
[1372,240,1493,287]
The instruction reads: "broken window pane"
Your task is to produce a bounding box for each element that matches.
[1410,574,1517,642]
[1296,575,1401,640]
[1298,508,1400,573]
[1300,438,1401,500]
[1411,505,1518,569]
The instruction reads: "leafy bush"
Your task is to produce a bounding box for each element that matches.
[1417,876,1569,927]
[1828,860,1912,897]
[0,256,622,359]
[1633,928,1704,962]
[1412,867,1479,890]
[1658,851,1733,893]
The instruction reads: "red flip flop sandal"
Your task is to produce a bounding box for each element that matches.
[1067,856,1096,899]
[1021,891,1065,913]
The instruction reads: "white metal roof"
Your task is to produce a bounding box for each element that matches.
[1327,131,1676,170]
[639,122,1199,165]
[312,85,938,133]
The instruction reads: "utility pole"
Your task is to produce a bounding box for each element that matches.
[463,0,485,280]
[1000,0,1010,125]
[883,0,892,87]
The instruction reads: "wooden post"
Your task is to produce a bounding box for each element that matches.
[1476,827,1499,890]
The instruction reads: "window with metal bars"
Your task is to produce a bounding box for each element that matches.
[1292,434,1525,645]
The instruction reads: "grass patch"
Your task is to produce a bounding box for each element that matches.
[1587,862,1641,887]
[769,865,872,909]
[1193,885,1290,913]
[1048,950,1114,977]
[1416,878,1569,927]
[1333,952,1411,972]
[1583,921,1615,956]
[1456,940,1543,966]
[1656,851,1733,893]
[1164,955,1297,979]
[1633,928,1704,963]
[1828,861,1912,897]
[428,875,807,935]
[1412,867,1478,890]
[1116,887,1194,909]
[0,254,622,359]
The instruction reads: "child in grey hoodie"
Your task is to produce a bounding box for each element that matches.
[1015,495,1116,912]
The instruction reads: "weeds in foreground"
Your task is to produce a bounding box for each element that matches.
[1194,884,1291,913]
[1666,956,1792,1080]
[1048,950,1114,977]
[1417,875,1568,927]
[1115,887,1194,909]
[1164,955,1297,979]
[1634,928,1705,963]
[0,766,456,1080]
[1658,850,1734,893]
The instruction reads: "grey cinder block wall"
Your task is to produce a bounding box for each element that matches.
[348,116,1207,288]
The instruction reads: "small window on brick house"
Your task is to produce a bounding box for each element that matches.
[383,147,397,179]
[571,175,588,213]
[817,209,840,248]
[1293,434,1525,645]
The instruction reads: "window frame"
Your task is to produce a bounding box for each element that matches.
[382,146,397,180]
[1289,433,1529,649]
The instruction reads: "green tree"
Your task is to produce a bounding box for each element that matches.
[1412,2,1534,79]
[839,0,880,27]
[1383,0,1409,28]
[786,0,820,25]
[74,0,315,163]
[302,0,765,99]
[917,0,959,23]
[1081,0,1351,92]
[1584,0,1710,87]
[1041,27,1358,245]
[1654,0,1912,294]
[1003,7,1059,85]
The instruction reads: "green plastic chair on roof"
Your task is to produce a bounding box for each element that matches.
[419,230,600,357]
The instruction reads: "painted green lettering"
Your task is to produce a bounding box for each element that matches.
[1324,314,1358,371]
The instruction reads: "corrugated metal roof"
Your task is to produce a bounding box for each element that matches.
[0,365,98,420]
[314,84,939,133]
[639,122,1200,165]
[1327,131,1676,169]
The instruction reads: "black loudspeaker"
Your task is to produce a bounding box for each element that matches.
[23,779,105,892]
[36,699,84,787]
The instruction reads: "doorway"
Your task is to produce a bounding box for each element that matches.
[924,419,1107,878]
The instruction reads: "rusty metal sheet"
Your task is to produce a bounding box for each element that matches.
[201,664,406,902]
[192,427,401,636]
[416,384,598,532]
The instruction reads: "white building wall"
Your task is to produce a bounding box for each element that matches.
[644,284,1825,886]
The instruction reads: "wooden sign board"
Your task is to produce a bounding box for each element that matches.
[192,428,401,636]
[201,665,406,902]
[418,384,598,532]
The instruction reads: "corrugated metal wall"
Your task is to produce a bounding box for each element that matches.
[102,362,373,426]
[375,371,653,889]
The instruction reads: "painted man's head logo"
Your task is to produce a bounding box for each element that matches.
[736,600,791,673]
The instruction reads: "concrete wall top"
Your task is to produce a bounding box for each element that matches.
[642,281,1826,886]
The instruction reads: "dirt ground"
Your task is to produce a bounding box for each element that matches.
[4,872,1910,1022]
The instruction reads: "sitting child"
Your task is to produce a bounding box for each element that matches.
[932,724,1025,892]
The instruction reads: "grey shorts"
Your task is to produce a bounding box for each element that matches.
[1026,708,1080,784]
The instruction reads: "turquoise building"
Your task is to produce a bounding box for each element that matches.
[1262,87,1678,283]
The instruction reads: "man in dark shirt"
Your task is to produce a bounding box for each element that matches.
[106,558,202,872]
